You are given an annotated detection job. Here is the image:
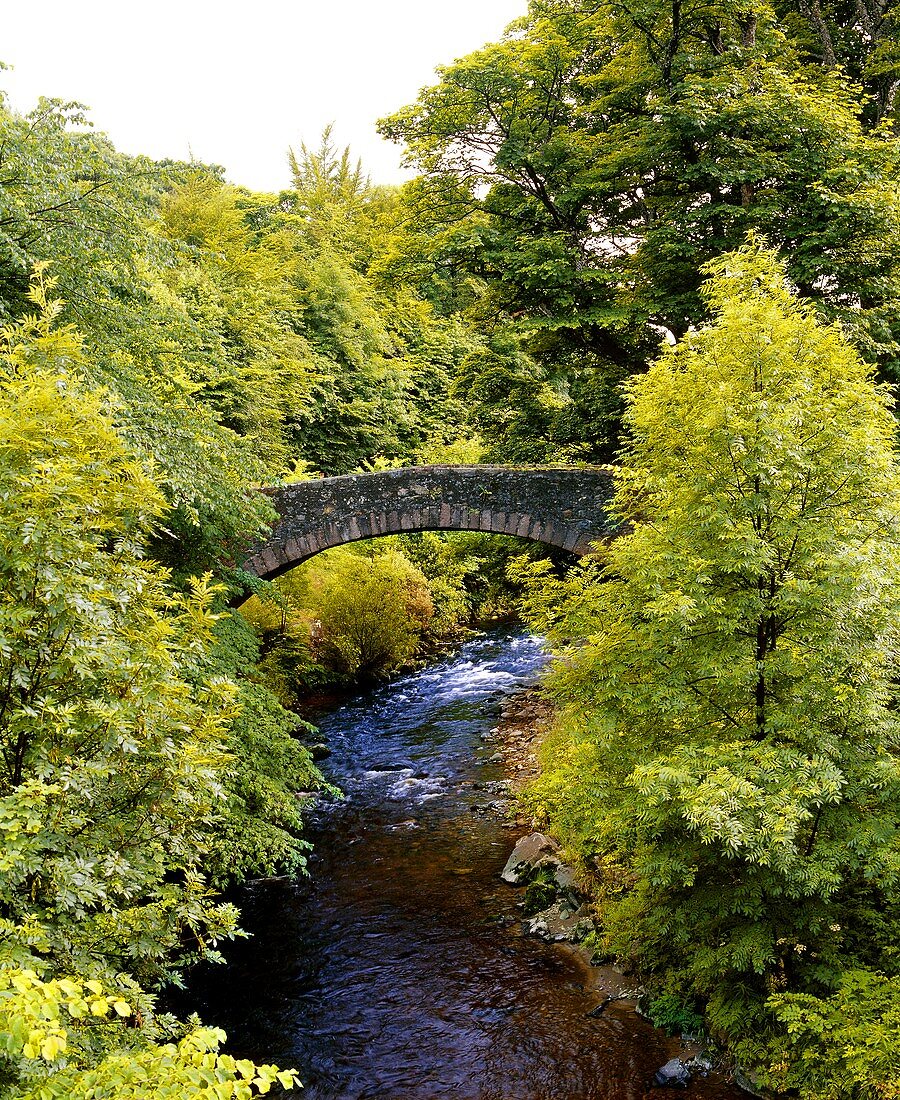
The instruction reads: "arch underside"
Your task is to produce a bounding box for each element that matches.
[243,508,598,582]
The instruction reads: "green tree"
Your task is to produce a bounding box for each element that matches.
[381,1,900,458]
[199,610,322,886]
[0,276,301,1095]
[245,546,435,679]
[765,969,900,1098]
[520,241,900,1074]
[0,91,278,576]
[0,275,239,988]
[279,134,475,474]
[775,0,900,127]
[0,969,297,1098]
[296,547,433,677]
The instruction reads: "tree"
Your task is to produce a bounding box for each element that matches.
[0,92,279,576]
[199,610,322,887]
[0,274,239,988]
[291,547,433,678]
[381,1,900,459]
[0,274,301,1094]
[775,0,900,127]
[520,241,900,1074]
[0,969,298,1098]
[278,134,476,474]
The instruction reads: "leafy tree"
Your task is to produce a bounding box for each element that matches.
[278,136,476,474]
[765,969,900,1098]
[288,124,368,248]
[0,91,278,575]
[199,611,322,886]
[0,275,302,1094]
[0,276,242,987]
[0,969,298,1098]
[775,0,900,127]
[278,546,433,678]
[381,1,900,458]
[519,241,900,1070]
[155,172,316,473]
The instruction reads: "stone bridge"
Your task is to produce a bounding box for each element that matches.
[242,465,615,582]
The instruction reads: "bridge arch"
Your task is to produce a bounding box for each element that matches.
[242,465,614,582]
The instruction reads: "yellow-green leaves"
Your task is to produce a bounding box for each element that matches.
[0,282,242,1000]
[524,240,900,1065]
[0,968,300,1099]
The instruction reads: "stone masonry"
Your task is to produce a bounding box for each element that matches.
[241,465,616,581]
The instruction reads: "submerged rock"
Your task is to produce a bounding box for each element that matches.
[470,800,509,816]
[370,759,415,772]
[482,779,511,795]
[653,1058,692,1088]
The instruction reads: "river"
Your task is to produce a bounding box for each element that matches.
[190,628,747,1099]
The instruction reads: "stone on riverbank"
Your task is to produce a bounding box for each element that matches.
[501,832,561,884]
[502,832,599,945]
[524,902,594,943]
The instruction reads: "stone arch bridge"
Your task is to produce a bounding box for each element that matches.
[242,465,615,582]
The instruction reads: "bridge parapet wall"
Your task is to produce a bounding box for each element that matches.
[243,465,615,581]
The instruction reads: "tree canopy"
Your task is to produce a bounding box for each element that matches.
[381,0,900,460]
[519,241,900,1093]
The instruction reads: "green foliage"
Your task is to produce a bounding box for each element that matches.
[519,241,900,1061]
[452,339,569,464]
[381,1,900,458]
[390,533,477,638]
[0,95,277,575]
[291,546,434,677]
[199,612,322,887]
[764,968,900,1098]
[522,868,558,917]
[0,92,481,572]
[273,132,478,475]
[398,530,558,629]
[773,0,900,129]
[0,279,302,1094]
[646,993,706,1039]
[0,283,241,987]
[0,968,298,1099]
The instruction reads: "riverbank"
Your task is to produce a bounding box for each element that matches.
[492,684,745,1094]
[491,687,554,790]
[491,687,642,1006]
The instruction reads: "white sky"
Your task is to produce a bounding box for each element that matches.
[1,0,527,192]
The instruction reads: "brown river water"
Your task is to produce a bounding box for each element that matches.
[186,629,749,1100]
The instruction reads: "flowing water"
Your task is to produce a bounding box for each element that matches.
[192,629,747,1099]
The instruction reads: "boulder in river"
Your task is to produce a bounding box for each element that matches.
[653,1058,692,1088]
[501,832,561,884]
